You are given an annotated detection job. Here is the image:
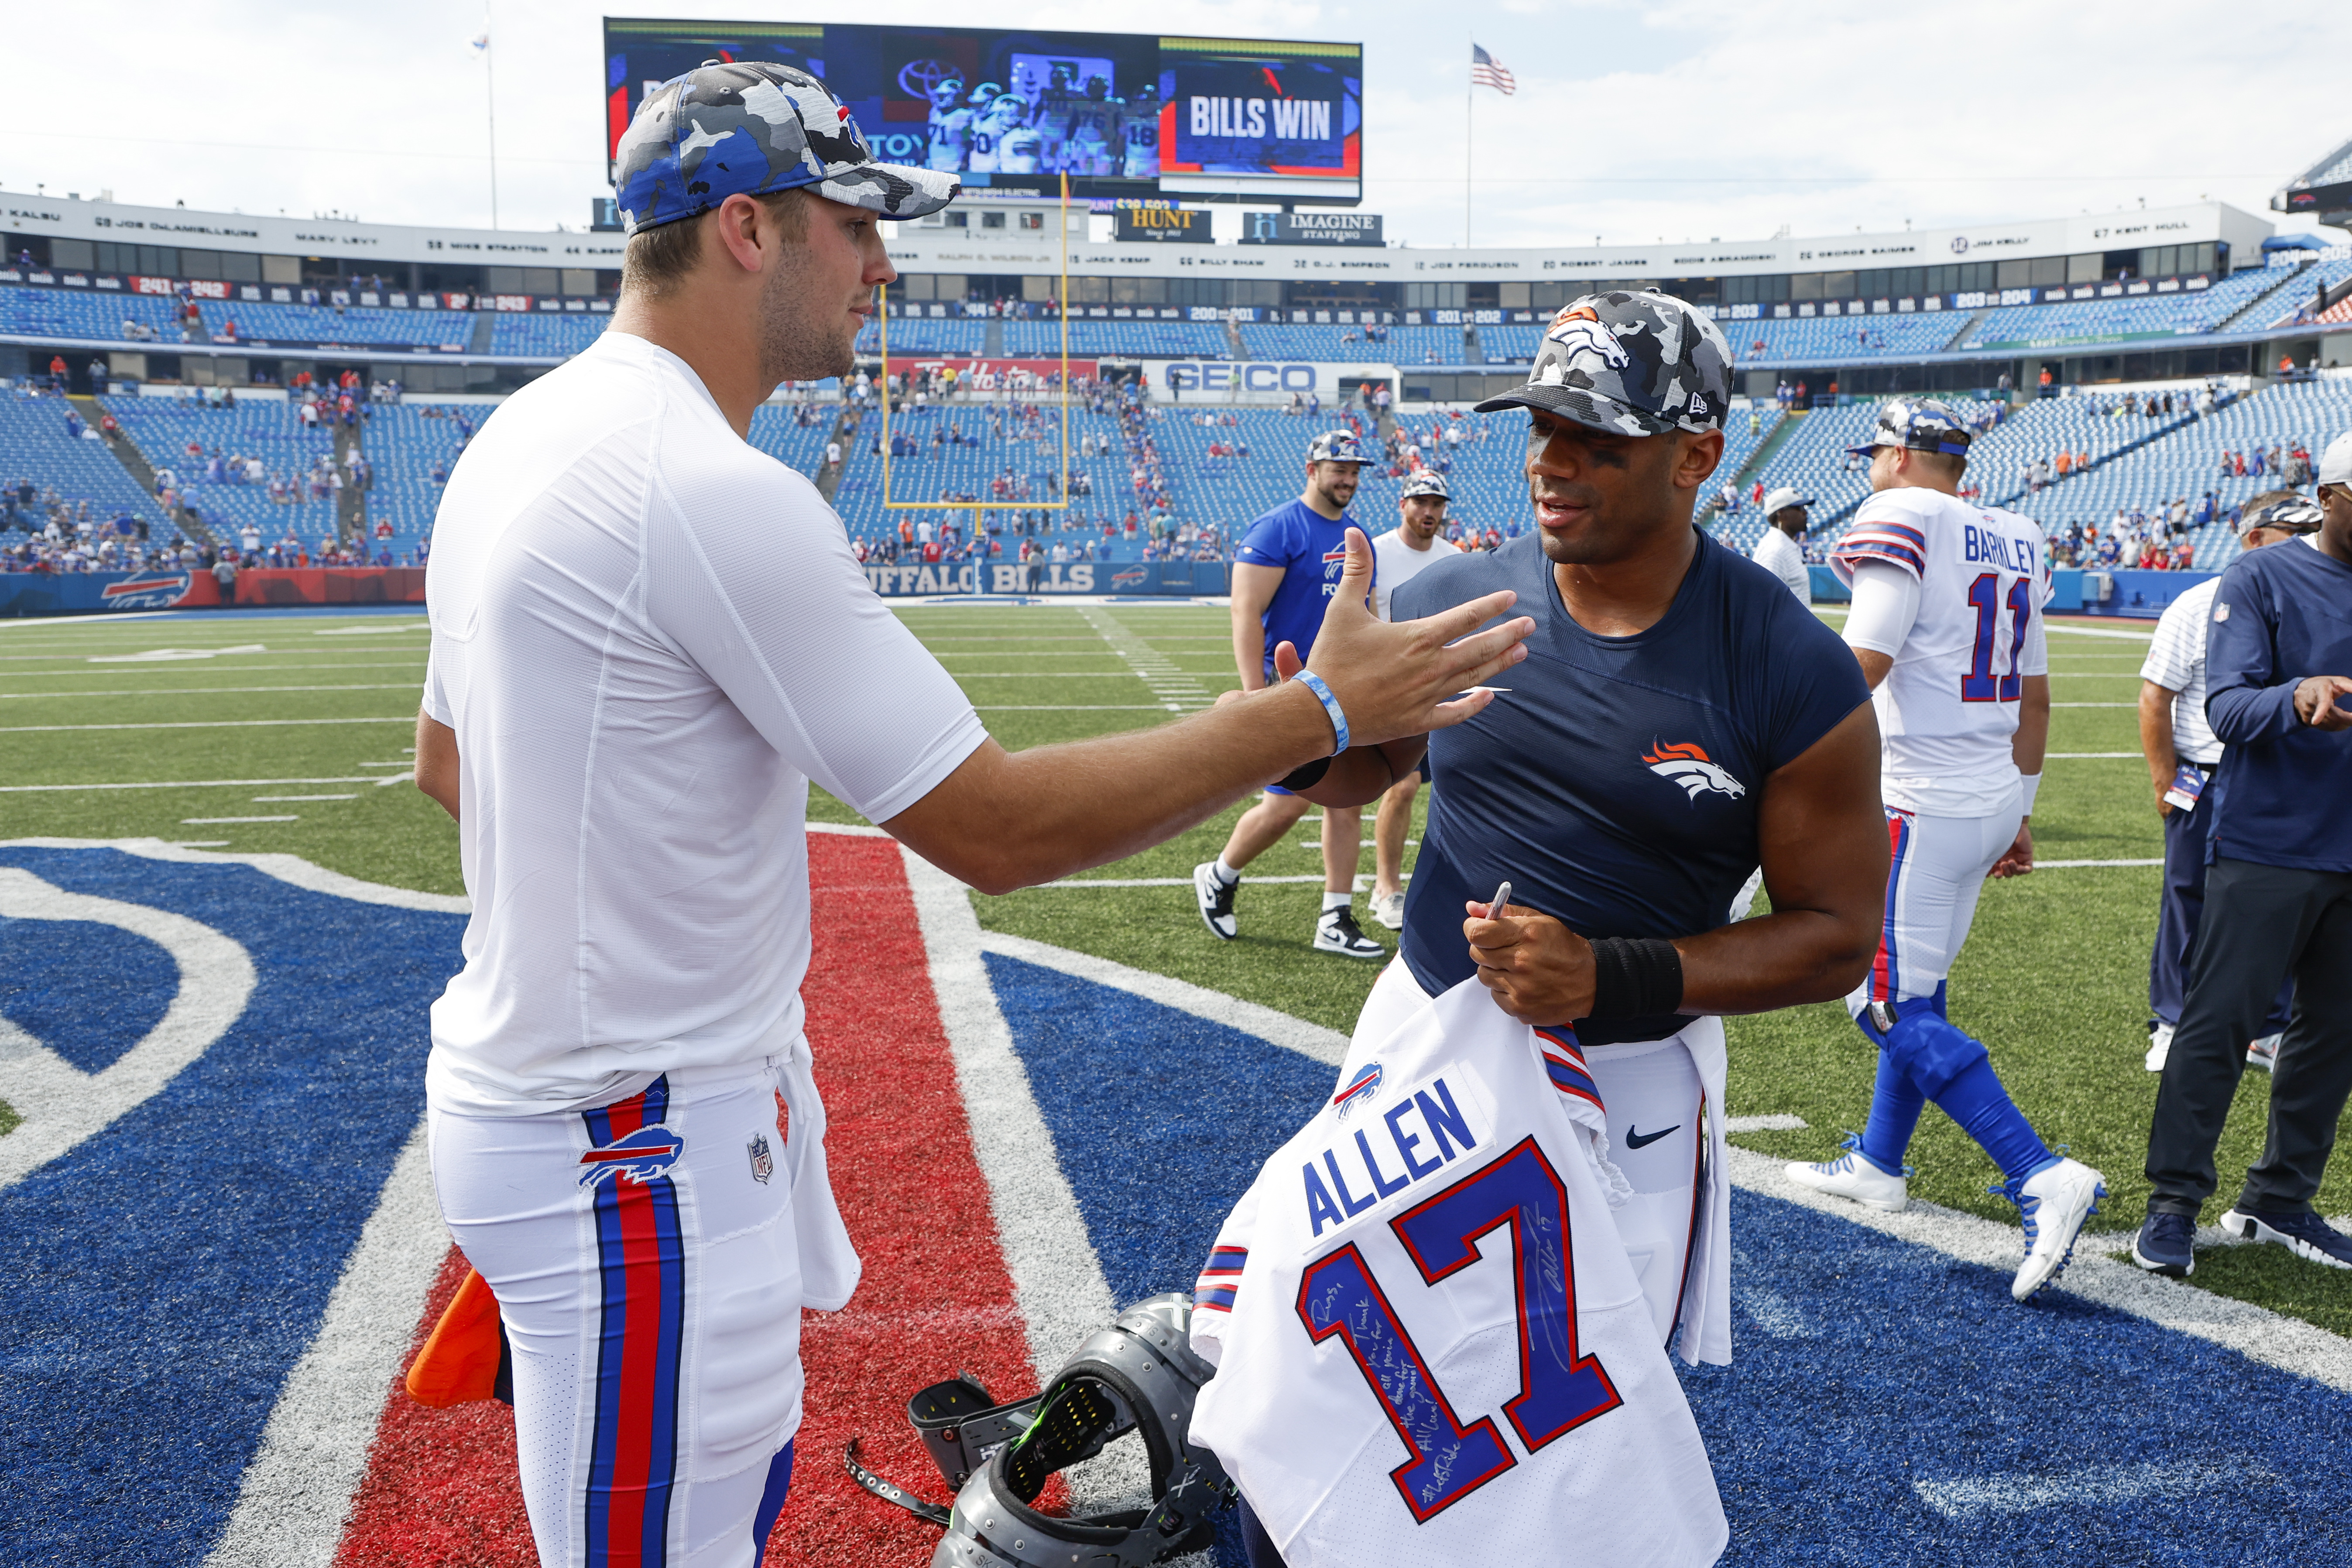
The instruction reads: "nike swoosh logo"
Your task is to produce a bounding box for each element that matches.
[1623,1124,1681,1150]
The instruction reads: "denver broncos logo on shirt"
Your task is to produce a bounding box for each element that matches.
[1544,304,1631,374]
[1643,740,1746,803]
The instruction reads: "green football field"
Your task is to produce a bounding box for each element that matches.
[4,599,2347,1336]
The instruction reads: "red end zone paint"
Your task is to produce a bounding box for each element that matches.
[336,833,1038,1565]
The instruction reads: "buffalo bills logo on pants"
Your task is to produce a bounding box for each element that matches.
[577,1123,686,1188]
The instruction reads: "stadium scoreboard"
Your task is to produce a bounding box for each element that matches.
[603,19,1362,205]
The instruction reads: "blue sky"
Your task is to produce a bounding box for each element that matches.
[5,0,2345,247]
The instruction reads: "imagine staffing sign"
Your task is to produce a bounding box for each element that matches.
[1240,212,1383,246]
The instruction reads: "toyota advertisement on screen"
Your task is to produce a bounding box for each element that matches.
[603,20,1363,203]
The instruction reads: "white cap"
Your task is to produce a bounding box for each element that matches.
[1762,487,1814,515]
[2319,431,2352,487]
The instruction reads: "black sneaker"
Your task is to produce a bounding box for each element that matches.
[2219,1208,2352,1269]
[1193,861,1237,940]
[1313,904,1385,959]
[2132,1210,2195,1277]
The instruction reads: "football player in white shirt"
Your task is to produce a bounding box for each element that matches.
[1749,485,1813,602]
[2136,491,2308,1071]
[1368,471,1460,930]
[1786,398,2107,1302]
[925,75,974,173]
[413,62,1533,1568]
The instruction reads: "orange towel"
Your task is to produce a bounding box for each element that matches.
[405,1266,504,1407]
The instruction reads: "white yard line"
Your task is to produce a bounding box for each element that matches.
[1081,606,1214,712]
[182,815,301,824]
[0,776,387,793]
[0,837,470,913]
[1,716,416,734]
[977,930,1350,1066]
[1,684,432,700]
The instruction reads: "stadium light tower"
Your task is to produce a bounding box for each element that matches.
[473,3,501,228]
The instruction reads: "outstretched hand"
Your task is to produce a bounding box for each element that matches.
[1298,528,1532,748]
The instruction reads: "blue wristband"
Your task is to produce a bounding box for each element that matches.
[1293,669,1349,755]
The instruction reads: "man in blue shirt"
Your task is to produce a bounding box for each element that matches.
[1284,291,1889,1366]
[1193,429,1386,957]
[2136,432,2352,1277]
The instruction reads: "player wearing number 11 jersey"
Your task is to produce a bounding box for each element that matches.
[1788,398,2107,1301]
[1189,976,1725,1568]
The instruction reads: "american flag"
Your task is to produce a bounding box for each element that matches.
[1471,44,1515,96]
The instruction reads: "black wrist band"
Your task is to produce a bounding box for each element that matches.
[1587,937,1684,1019]
[1277,756,1332,793]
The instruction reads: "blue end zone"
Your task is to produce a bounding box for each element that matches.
[986,952,2352,1567]
[0,847,464,1567]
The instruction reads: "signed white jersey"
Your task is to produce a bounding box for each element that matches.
[1188,979,1725,1568]
[1831,488,2049,815]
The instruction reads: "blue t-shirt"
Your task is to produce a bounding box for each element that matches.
[1392,531,1871,1043]
[2204,537,2352,873]
[1234,499,1367,681]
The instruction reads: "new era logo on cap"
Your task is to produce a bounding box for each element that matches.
[614,60,958,235]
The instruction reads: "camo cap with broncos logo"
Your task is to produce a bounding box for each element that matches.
[1474,289,1732,437]
[615,60,959,235]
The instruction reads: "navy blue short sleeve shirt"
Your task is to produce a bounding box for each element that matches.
[1393,531,1870,1042]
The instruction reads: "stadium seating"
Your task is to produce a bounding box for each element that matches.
[0,394,165,524]
[2,285,186,343]
[199,300,473,349]
[829,398,1148,551]
[2010,377,2352,568]
[1962,268,2287,350]
[487,312,610,357]
[863,317,991,356]
[1723,313,1964,364]
[96,395,344,543]
[1044,320,1231,358]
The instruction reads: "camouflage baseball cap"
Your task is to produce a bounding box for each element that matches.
[1474,290,1731,436]
[614,61,958,236]
[1400,470,1449,499]
[2244,495,2322,533]
[1847,397,1973,459]
[1308,429,1368,465]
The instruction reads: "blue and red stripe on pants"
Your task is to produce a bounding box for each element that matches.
[583,1076,686,1567]
[1869,810,1914,1005]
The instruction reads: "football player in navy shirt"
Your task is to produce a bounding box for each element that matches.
[1281,292,1890,1374]
[1194,429,1387,957]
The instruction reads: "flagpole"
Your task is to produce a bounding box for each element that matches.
[1464,47,1473,248]
[483,0,501,229]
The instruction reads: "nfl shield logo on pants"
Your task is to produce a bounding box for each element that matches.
[747,1131,774,1185]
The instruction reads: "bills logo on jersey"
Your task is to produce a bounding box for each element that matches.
[98,573,193,609]
[1642,740,1746,803]
[1543,305,1631,374]
[1331,1062,1382,1119]
[576,1124,684,1188]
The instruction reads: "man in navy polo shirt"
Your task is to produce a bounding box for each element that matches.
[1286,291,1889,1363]
[2136,431,2352,1277]
[1193,428,1386,958]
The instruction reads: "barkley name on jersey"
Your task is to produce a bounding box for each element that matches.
[1187,978,1726,1568]
[1831,487,2050,814]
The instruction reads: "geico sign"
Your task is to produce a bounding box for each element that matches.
[1164,362,1320,392]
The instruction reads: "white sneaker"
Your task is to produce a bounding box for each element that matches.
[2247,1033,2282,1073]
[1313,905,1385,959]
[1785,1139,1909,1213]
[2002,1156,2107,1302]
[2145,1021,2174,1073]
[1193,862,1237,940]
[1371,889,1406,930]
